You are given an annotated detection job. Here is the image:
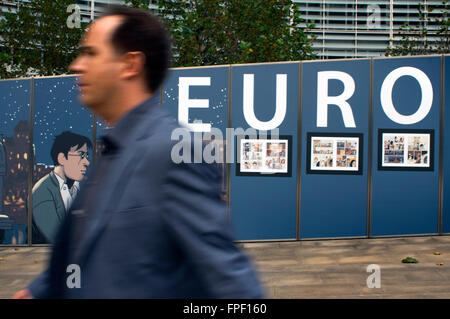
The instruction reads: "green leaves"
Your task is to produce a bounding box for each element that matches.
[156,0,316,67]
[125,0,151,9]
[386,0,449,56]
[1,0,317,78]
[402,257,419,263]
[0,0,86,79]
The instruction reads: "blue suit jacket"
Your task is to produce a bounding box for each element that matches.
[28,98,264,298]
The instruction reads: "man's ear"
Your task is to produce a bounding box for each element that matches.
[120,51,146,80]
[57,152,67,166]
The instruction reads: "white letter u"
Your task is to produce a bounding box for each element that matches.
[243,74,287,130]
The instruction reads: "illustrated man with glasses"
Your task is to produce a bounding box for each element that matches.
[32,131,92,244]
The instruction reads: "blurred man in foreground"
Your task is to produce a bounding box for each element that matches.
[14,5,263,298]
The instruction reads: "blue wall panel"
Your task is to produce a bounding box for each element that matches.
[371,57,441,236]
[0,79,31,244]
[33,77,94,165]
[32,76,94,243]
[443,56,450,233]
[230,63,298,240]
[162,66,229,134]
[161,66,229,203]
[300,60,370,238]
[1,55,447,245]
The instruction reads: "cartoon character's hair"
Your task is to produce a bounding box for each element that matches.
[51,131,93,166]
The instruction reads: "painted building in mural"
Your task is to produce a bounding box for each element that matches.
[0,79,31,245]
[3,120,30,226]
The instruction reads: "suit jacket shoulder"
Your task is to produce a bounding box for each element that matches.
[32,171,66,243]
[32,171,59,197]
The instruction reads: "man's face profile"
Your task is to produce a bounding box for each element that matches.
[69,16,124,112]
[58,143,90,181]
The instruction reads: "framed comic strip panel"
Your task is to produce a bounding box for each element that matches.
[377,129,434,171]
[235,135,292,177]
[306,132,363,175]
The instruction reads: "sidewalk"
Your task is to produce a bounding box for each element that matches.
[240,235,450,298]
[1,236,450,299]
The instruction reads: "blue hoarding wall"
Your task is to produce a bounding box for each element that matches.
[162,66,229,134]
[371,56,441,236]
[229,63,298,240]
[161,66,229,202]
[32,77,94,244]
[33,77,93,166]
[1,54,448,244]
[300,59,370,239]
[443,56,450,234]
[0,79,31,244]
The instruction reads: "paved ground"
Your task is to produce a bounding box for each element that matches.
[1,236,450,299]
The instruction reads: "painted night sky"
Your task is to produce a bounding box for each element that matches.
[0,80,31,136]
[162,68,228,133]
[33,76,94,165]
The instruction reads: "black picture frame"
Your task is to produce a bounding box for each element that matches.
[235,134,293,177]
[306,132,364,175]
[377,129,434,171]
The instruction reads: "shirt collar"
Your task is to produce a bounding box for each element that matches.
[101,96,157,154]
[54,171,80,191]
[54,172,65,190]
[72,181,80,191]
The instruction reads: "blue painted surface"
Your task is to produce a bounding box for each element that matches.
[31,77,94,244]
[162,67,229,134]
[442,56,450,234]
[230,63,298,240]
[33,76,94,166]
[161,67,229,211]
[371,57,441,236]
[0,79,31,244]
[0,56,447,244]
[300,60,370,238]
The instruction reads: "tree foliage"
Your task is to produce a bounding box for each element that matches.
[0,0,316,79]
[125,0,153,10]
[386,0,449,56]
[0,0,86,79]
[155,0,316,67]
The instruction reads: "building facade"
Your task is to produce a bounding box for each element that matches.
[295,0,448,59]
[1,1,447,59]
[1,0,158,22]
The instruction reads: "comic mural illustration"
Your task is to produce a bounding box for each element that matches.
[32,131,92,244]
[0,80,31,245]
[0,124,30,244]
[30,77,94,244]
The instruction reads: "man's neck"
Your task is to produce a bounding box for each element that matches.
[103,91,153,126]
[54,166,66,182]
[54,167,75,189]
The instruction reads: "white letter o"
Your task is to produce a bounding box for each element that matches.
[380,66,433,125]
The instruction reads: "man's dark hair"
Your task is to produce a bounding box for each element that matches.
[51,131,93,166]
[101,5,171,93]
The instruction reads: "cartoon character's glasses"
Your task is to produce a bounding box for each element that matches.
[68,152,89,160]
